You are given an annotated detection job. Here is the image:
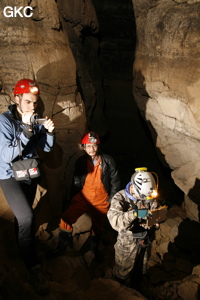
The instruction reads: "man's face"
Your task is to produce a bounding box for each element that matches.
[83,144,98,157]
[130,183,144,200]
[130,184,136,196]
[15,92,38,113]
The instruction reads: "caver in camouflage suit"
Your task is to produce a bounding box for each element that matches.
[107,168,160,282]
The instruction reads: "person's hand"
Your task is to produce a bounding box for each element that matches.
[147,211,153,218]
[43,118,55,133]
[21,110,34,125]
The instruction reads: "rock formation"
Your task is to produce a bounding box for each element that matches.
[132,0,200,220]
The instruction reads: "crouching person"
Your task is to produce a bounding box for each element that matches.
[47,131,121,259]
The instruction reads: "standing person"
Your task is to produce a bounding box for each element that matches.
[50,131,121,258]
[0,79,55,295]
[107,167,162,287]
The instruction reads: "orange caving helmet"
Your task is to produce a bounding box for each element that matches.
[14,79,40,96]
[81,132,100,145]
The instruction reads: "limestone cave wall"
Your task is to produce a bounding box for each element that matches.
[0,0,99,226]
[132,0,200,220]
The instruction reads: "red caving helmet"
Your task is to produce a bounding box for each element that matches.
[14,79,40,96]
[81,132,100,145]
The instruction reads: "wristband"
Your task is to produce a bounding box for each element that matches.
[133,210,138,217]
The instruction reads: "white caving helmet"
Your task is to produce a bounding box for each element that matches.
[131,167,158,201]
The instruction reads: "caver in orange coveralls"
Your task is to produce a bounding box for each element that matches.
[60,155,110,234]
[47,132,120,258]
[60,152,121,234]
[60,132,121,236]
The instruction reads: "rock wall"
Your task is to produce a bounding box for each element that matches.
[0,0,100,228]
[132,0,200,219]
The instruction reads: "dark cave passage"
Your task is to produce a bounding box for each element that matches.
[89,0,184,205]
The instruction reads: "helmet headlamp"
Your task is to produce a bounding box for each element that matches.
[81,132,100,145]
[29,86,39,95]
[88,132,97,143]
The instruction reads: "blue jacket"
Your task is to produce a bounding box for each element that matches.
[0,105,55,179]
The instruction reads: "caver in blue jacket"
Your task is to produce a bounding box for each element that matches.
[0,104,55,179]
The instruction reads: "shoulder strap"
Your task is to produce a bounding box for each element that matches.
[17,139,22,159]
[16,123,23,159]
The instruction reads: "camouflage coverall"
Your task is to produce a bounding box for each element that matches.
[107,183,158,281]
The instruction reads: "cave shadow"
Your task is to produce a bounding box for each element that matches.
[0,218,22,263]
[169,218,200,264]
[137,217,200,297]
[188,178,200,221]
[30,60,89,234]
[57,0,108,136]
[90,0,184,207]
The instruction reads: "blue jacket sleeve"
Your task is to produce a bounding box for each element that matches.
[0,114,55,164]
[0,115,31,163]
[36,125,55,152]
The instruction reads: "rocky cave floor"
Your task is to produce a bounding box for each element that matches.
[1,203,200,300]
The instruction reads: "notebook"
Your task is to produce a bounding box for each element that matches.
[147,205,168,227]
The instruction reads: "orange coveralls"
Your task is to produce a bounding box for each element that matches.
[60,156,110,234]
